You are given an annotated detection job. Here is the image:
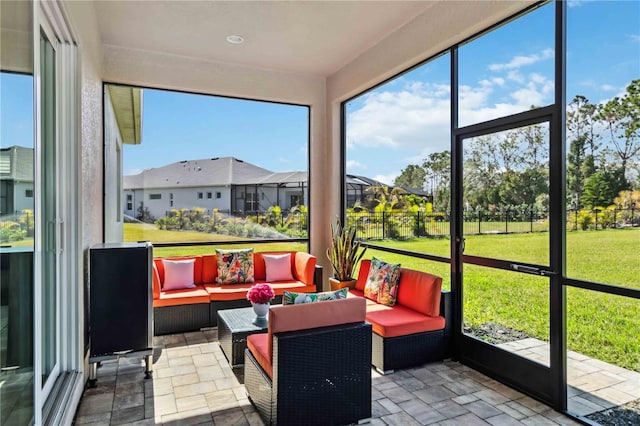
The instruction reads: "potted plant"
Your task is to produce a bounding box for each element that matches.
[326,217,367,290]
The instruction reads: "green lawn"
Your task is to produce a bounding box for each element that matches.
[126,222,639,371]
[124,223,307,256]
[365,228,640,372]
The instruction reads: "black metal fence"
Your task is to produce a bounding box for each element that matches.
[346,207,639,240]
[146,206,639,241]
[154,208,308,238]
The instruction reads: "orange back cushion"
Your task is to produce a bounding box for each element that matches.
[267,297,366,362]
[293,252,316,284]
[201,254,217,283]
[152,263,161,299]
[253,252,271,281]
[355,259,372,291]
[396,269,442,317]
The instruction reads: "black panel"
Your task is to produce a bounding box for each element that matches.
[459,336,553,404]
[89,242,152,356]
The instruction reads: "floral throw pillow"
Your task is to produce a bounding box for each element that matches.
[364,257,401,305]
[216,248,255,284]
[282,288,348,305]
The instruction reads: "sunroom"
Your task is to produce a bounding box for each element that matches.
[0,1,638,425]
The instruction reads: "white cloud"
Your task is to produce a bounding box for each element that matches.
[507,70,525,84]
[346,64,556,166]
[373,173,399,186]
[279,157,290,163]
[346,160,366,170]
[510,75,554,107]
[631,35,640,43]
[346,82,451,152]
[568,0,596,8]
[600,84,617,92]
[489,49,554,71]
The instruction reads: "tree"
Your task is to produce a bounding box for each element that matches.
[582,168,629,208]
[394,164,426,190]
[422,151,451,212]
[567,95,600,209]
[136,202,154,223]
[582,172,610,208]
[598,79,640,177]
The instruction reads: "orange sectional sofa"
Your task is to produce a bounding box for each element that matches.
[350,259,452,373]
[152,251,322,335]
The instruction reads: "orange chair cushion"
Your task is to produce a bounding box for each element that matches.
[355,259,371,291]
[247,333,272,378]
[396,268,442,317]
[153,285,210,307]
[365,303,445,337]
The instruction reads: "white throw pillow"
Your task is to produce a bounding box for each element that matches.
[263,253,294,282]
[162,258,196,290]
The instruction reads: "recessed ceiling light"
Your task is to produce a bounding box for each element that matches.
[226,35,244,45]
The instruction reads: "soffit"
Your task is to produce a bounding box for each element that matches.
[107,85,142,144]
[94,1,437,77]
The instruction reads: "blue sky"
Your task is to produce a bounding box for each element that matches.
[2,1,638,184]
[124,90,309,175]
[346,0,639,184]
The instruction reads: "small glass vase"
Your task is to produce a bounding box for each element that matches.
[252,302,269,319]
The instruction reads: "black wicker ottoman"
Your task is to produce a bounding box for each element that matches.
[217,307,268,367]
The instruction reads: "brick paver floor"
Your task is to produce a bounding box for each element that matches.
[73,330,586,425]
[497,337,640,417]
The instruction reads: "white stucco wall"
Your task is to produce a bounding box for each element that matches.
[63,0,104,251]
[104,89,123,242]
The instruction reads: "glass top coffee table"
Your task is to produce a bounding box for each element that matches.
[217,307,268,367]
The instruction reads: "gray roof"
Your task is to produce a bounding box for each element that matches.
[0,146,34,182]
[124,157,277,189]
[255,171,308,185]
[346,174,385,188]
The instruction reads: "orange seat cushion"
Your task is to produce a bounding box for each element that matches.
[348,289,379,308]
[153,285,210,307]
[365,303,445,337]
[247,333,272,378]
[204,281,315,301]
[203,283,253,301]
[396,268,442,317]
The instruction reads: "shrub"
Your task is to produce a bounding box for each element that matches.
[0,221,27,243]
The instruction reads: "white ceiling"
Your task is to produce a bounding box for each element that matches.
[94,1,438,77]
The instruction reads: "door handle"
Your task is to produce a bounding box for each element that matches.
[511,264,541,275]
[511,264,555,276]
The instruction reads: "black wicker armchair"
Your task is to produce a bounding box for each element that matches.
[244,298,372,426]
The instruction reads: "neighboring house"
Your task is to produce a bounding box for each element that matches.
[123,157,309,219]
[0,146,34,217]
[346,174,386,207]
[398,186,434,204]
[346,175,433,209]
